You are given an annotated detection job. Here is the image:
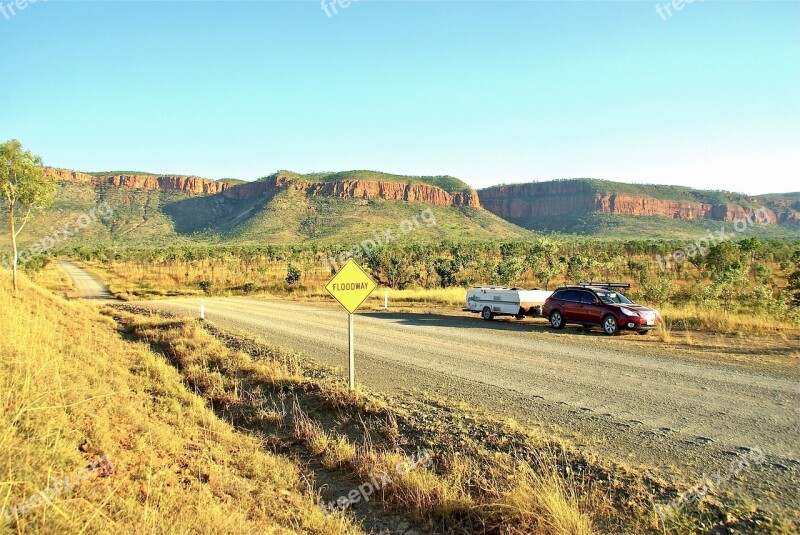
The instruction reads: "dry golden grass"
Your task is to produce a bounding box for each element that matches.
[108,304,601,534]
[655,322,672,343]
[659,302,799,336]
[491,460,595,535]
[27,262,75,294]
[0,271,359,534]
[365,287,468,308]
[80,258,799,338]
[107,298,798,534]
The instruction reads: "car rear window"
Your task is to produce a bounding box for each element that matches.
[551,290,566,300]
[562,290,581,301]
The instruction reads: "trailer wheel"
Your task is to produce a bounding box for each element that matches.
[481,307,495,321]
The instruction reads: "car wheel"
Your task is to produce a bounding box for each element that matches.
[482,307,494,321]
[549,311,564,329]
[602,315,619,336]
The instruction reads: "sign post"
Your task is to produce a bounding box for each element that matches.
[325,259,377,392]
[348,313,355,391]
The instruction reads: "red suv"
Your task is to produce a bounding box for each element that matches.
[542,283,662,335]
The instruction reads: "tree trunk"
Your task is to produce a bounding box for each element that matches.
[9,205,17,292]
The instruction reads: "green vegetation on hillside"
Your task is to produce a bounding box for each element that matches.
[6,181,529,250]
[756,192,800,202]
[511,213,800,239]
[484,178,789,206]
[481,179,800,237]
[270,170,473,194]
[578,178,759,205]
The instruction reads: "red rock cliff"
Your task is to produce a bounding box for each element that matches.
[480,181,782,224]
[45,168,97,185]
[222,175,479,207]
[48,168,479,207]
[100,174,232,195]
[47,168,232,195]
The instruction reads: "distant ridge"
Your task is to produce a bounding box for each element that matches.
[479,178,800,233]
[39,167,800,241]
[46,168,481,208]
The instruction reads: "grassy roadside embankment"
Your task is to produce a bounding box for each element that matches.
[104,304,792,534]
[19,263,797,533]
[0,270,357,534]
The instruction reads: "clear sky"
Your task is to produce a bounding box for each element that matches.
[1,0,798,194]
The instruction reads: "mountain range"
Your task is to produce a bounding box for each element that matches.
[18,167,800,247]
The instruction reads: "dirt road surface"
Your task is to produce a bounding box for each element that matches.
[61,264,800,519]
[57,260,114,302]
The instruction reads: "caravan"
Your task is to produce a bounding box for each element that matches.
[465,286,553,321]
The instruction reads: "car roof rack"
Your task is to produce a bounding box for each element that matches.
[578,282,631,289]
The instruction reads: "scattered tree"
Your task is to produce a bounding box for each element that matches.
[0,140,57,292]
[786,248,800,308]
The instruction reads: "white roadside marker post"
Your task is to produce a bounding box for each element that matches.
[200,299,205,321]
[384,290,388,310]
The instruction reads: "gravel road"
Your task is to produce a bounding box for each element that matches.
[59,263,800,519]
[57,260,114,302]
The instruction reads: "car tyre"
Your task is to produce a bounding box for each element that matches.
[549,310,564,329]
[602,315,619,336]
[482,307,494,321]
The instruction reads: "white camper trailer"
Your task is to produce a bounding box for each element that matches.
[465,286,553,321]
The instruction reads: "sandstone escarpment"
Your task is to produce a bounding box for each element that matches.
[47,168,232,195]
[222,175,479,207]
[49,168,479,208]
[45,168,97,185]
[480,181,783,224]
[100,174,232,195]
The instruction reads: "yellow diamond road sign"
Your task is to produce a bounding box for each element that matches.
[325,259,377,314]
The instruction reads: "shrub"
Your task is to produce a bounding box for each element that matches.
[242,282,258,294]
[285,264,301,285]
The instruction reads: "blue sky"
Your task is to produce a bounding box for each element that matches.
[1,0,798,194]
